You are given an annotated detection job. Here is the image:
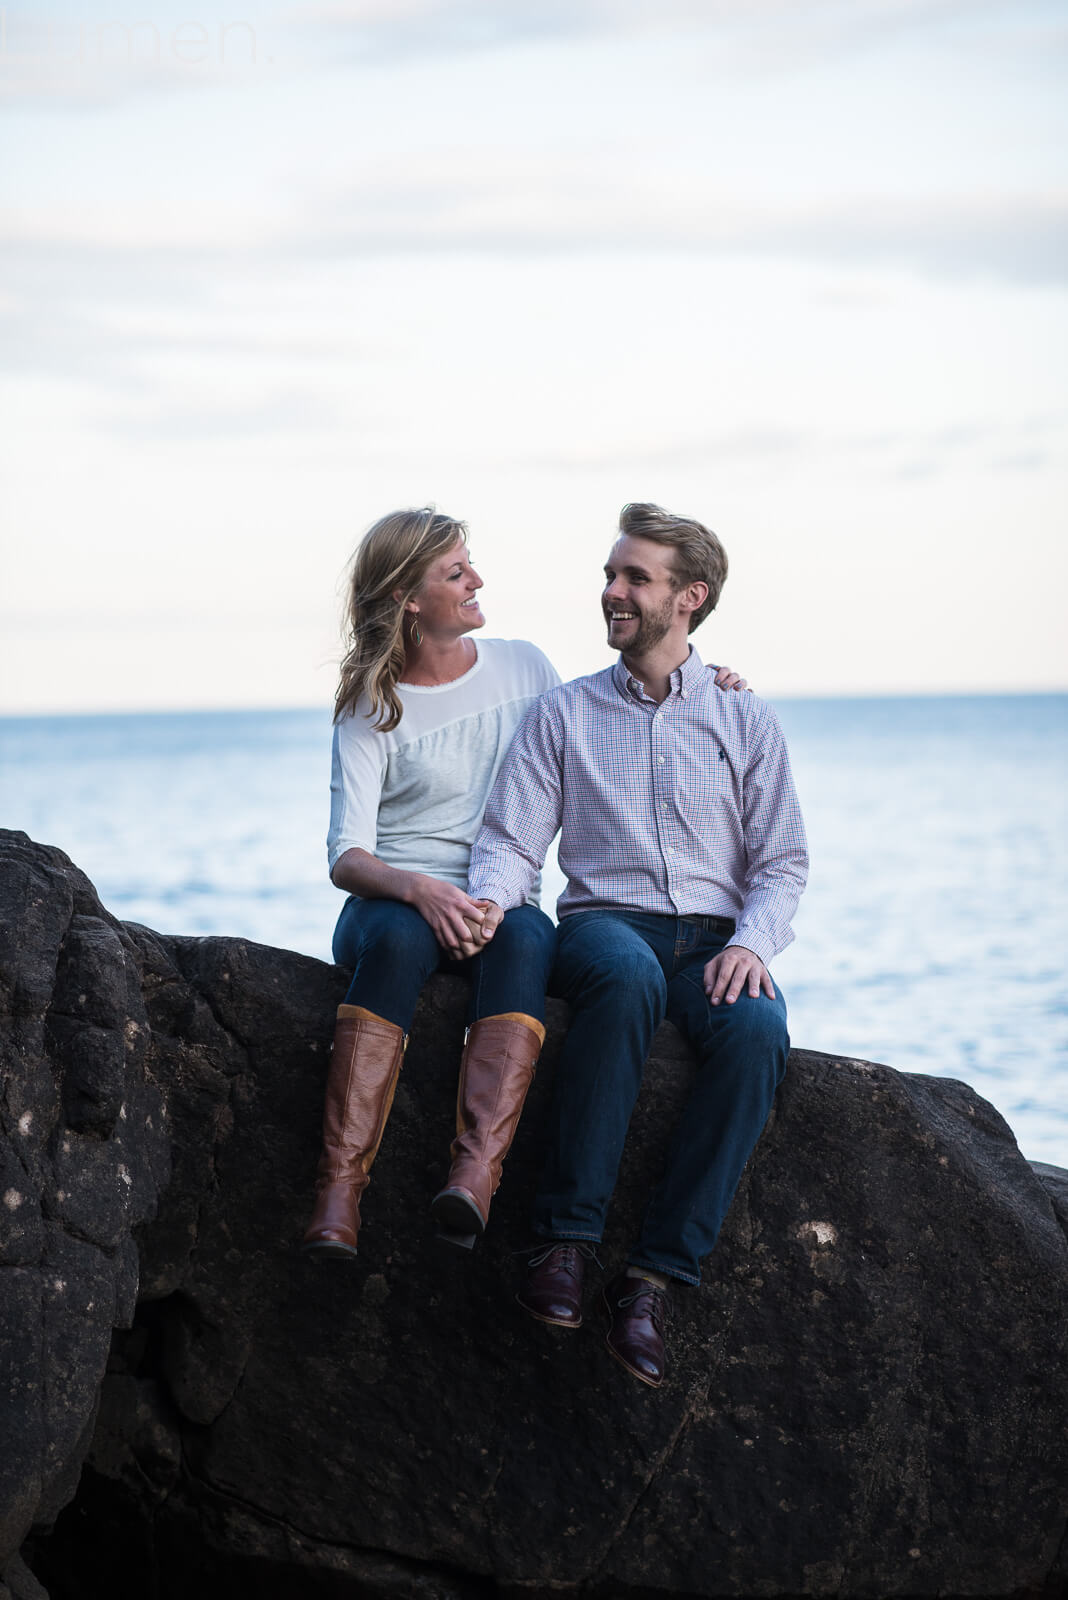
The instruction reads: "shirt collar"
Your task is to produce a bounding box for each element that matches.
[612,644,705,703]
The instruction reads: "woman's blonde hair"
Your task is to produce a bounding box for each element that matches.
[334,507,468,730]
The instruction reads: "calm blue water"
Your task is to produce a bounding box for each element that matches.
[2,696,1066,1165]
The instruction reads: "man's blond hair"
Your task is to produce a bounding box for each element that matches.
[618,502,728,632]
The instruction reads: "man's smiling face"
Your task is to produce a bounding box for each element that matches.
[602,533,687,657]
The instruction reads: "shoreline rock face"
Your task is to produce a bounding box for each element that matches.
[1,829,1066,1600]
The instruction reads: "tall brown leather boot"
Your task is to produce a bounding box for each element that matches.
[430,1012,545,1240]
[301,1004,406,1259]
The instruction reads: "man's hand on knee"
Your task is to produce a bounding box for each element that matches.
[704,946,776,1005]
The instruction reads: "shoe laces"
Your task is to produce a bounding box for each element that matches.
[517,1241,603,1274]
[615,1281,670,1328]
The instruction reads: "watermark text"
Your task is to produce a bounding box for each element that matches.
[0,11,265,69]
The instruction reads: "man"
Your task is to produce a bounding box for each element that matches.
[465,502,808,1387]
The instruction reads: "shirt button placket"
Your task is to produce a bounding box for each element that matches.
[653,706,674,894]
[655,710,661,889]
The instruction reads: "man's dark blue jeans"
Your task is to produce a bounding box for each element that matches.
[535,909,789,1285]
[332,896,556,1031]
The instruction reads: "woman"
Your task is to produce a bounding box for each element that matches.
[302,507,560,1259]
[302,506,744,1260]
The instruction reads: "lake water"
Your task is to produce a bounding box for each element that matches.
[2,694,1065,1166]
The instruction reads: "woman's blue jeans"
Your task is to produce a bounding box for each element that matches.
[331,896,556,1031]
[534,910,789,1285]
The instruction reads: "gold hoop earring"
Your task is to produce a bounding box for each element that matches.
[409,616,422,647]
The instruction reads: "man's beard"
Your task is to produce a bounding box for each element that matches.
[605,592,676,656]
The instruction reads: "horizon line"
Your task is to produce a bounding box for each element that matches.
[2,685,1067,722]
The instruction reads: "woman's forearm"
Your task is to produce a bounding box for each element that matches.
[331,848,486,953]
[331,847,418,903]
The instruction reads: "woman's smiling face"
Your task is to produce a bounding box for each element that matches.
[409,538,485,640]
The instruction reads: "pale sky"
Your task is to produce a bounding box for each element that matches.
[2,0,1066,712]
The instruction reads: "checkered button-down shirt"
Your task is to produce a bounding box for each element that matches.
[467,646,808,967]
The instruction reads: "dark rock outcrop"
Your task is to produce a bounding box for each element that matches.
[1,829,1066,1600]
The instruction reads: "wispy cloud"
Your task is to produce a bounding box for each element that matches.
[0,281,387,400]
[301,159,1066,285]
[288,0,1017,58]
[751,192,1068,287]
[3,157,1064,285]
[109,387,340,437]
[528,413,1061,478]
[281,0,1056,84]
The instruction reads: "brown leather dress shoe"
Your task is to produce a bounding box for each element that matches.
[516,1242,591,1328]
[603,1272,670,1387]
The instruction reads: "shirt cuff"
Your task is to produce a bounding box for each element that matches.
[466,880,517,911]
[726,930,776,968]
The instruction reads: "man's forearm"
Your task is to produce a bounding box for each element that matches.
[467,695,564,909]
[729,881,804,967]
[467,824,542,910]
[732,705,808,965]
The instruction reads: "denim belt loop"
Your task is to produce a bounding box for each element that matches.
[678,913,736,938]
